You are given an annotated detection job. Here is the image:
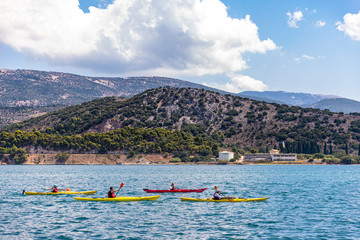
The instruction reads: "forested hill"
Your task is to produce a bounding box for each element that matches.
[5,87,360,154]
[0,69,227,107]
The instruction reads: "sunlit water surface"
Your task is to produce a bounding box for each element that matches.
[1,165,360,239]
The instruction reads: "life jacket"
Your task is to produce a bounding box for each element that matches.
[108,191,115,198]
[52,187,58,193]
[213,192,221,200]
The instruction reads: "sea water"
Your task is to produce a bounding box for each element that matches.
[1,165,360,239]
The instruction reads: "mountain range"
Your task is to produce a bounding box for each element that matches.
[1,68,360,117]
[0,69,227,107]
[238,91,360,114]
[239,91,337,105]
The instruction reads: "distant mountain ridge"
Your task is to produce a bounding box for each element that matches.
[0,69,228,107]
[239,91,360,113]
[239,90,338,105]
[309,98,360,114]
[1,69,359,114]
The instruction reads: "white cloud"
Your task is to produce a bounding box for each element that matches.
[203,74,267,93]
[337,11,360,41]
[286,11,304,28]
[295,54,315,63]
[316,20,326,27]
[0,0,276,85]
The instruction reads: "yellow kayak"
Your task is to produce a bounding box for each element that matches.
[74,195,161,202]
[24,190,97,195]
[180,197,268,202]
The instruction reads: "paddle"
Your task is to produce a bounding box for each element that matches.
[115,183,124,197]
[45,188,71,191]
[221,192,233,202]
[217,188,233,202]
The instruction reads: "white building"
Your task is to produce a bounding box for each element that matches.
[244,154,272,162]
[270,154,297,161]
[219,151,234,160]
[244,149,297,162]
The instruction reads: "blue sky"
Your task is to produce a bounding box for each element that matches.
[0,0,359,100]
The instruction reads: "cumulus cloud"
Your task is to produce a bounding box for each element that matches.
[337,11,360,41]
[295,54,316,63]
[286,11,304,28]
[203,73,267,93]
[0,0,276,91]
[316,20,326,27]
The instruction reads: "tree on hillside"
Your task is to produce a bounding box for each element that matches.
[345,143,349,155]
[329,143,333,155]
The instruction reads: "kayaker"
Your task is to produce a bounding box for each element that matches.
[51,185,58,193]
[170,183,176,190]
[108,186,121,198]
[213,186,223,200]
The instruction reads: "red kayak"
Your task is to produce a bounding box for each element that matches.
[143,188,207,193]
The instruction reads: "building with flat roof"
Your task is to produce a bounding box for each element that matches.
[244,154,272,162]
[271,154,297,161]
[219,151,234,160]
[244,151,297,162]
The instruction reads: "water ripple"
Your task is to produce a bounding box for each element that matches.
[1,165,360,239]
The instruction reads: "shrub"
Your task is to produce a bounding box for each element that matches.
[11,147,27,164]
[313,153,325,159]
[129,150,135,158]
[14,154,27,164]
[326,157,341,164]
[250,148,258,153]
[169,157,181,163]
[340,156,352,164]
[56,151,69,164]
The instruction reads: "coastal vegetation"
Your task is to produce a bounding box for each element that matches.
[0,127,220,163]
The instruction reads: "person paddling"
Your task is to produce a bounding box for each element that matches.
[213,186,235,200]
[170,183,176,190]
[213,186,224,200]
[108,186,121,198]
[51,185,59,193]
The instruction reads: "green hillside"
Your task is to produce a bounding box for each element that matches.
[3,87,360,158]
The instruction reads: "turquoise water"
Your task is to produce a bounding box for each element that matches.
[1,165,360,239]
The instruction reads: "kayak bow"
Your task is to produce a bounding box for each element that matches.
[24,190,97,195]
[74,195,161,201]
[180,197,268,202]
[143,188,207,193]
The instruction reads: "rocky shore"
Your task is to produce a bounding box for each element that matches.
[0,154,173,165]
[0,153,328,165]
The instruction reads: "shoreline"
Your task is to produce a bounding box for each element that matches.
[0,153,345,165]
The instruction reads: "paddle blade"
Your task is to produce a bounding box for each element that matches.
[66,188,71,191]
[120,183,124,188]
